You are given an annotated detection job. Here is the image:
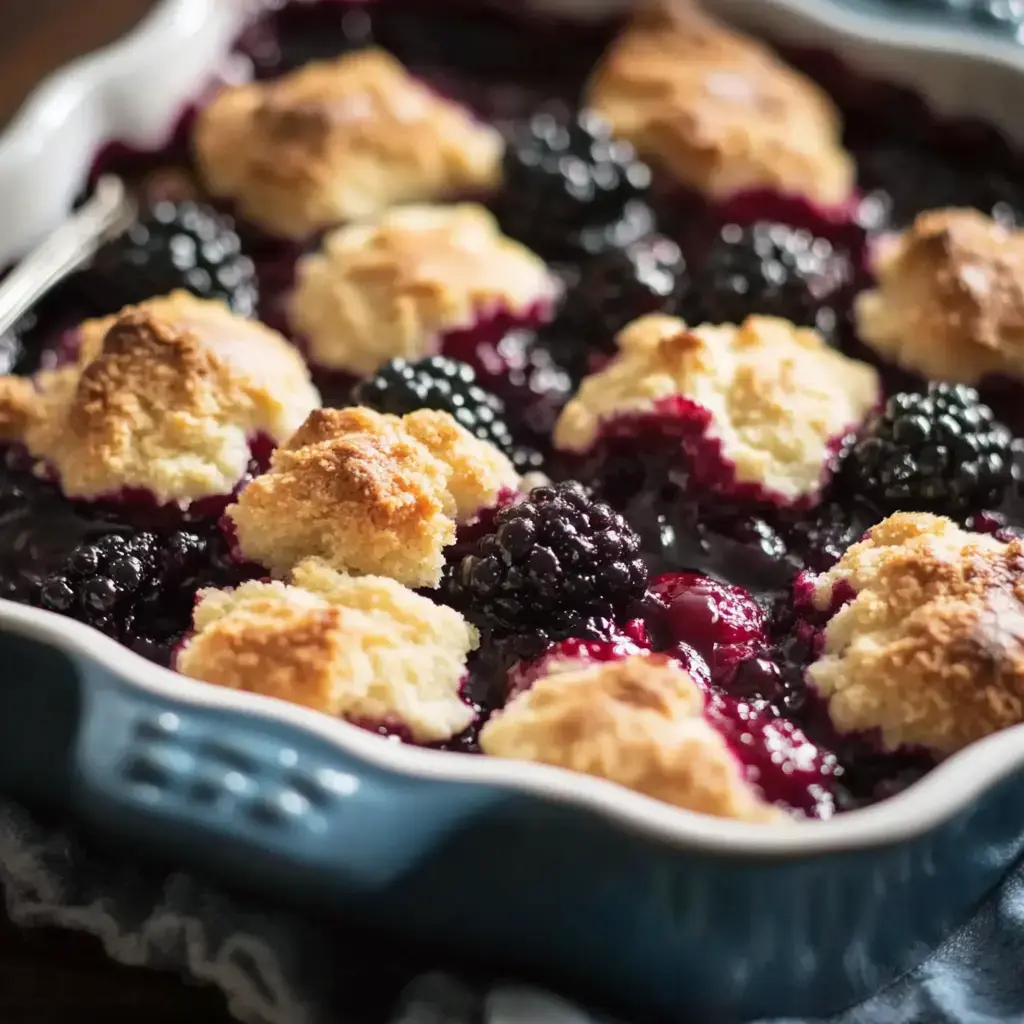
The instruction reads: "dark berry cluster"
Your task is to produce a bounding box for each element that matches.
[33,529,236,659]
[496,109,654,259]
[351,356,543,472]
[552,236,688,378]
[86,200,259,315]
[843,383,1015,514]
[445,481,647,639]
[782,501,870,572]
[685,221,848,334]
[442,326,575,448]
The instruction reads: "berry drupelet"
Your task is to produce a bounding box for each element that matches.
[86,200,259,316]
[495,109,655,260]
[843,383,1015,515]
[685,221,849,335]
[445,480,648,640]
[351,355,543,473]
[551,236,688,378]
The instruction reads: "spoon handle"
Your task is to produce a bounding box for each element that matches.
[0,176,138,338]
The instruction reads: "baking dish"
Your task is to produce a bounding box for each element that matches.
[3,2,1024,1022]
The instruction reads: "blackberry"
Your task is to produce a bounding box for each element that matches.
[685,221,848,334]
[351,356,543,473]
[444,480,648,638]
[783,501,871,572]
[37,532,151,626]
[495,109,655,259]
[552,236,687,377]
[843,383,1015,514]
[33,527,245,661]
[86,201,258,315]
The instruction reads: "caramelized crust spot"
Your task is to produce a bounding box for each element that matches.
[856,208,1024,385]
[401,407,519,516]
[24,292,319,505]
[193,49,503,239]
[554,314,879,503]
[178,558,479,743]
[227,406,518,586]
[290,204,555,374]
[481,654,782,822]
[586,4,854,205]
[808,512,1024,755]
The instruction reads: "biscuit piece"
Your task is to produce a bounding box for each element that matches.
[856,208,1024,385]
[24,292,319,505]
[554,314,879,504]
[226,406,519,586]
[0,376,40,442]
[586,4,854,205]
[194,49,503,239]
[807,512,1024,755]
[178,557,479,743]
[291,204,556,374]
[481,654,781,822]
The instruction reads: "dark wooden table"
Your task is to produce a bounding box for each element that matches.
[0,2,235,1019]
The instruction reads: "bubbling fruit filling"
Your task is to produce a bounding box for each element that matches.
[8,0,1024,822]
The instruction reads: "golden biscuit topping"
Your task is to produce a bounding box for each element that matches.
[807,512,1024,755]
[586,4,854,205]
[24,293,319,505]
[0,376,40,442]
[290,204,556,374]
[856,209,1024,385]
[193,49,503,239]
[227,406,518,587]
[554,314,879,504]
[177,557,479,743]
[481,654,781,822]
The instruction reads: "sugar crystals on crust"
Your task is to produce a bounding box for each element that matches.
[481,654,782,822]
[177,557,479,743]
[226,406,519,586]
[806,512,1024,756]
[586,4,854,205]
[855,208,1024,385]
[553,314,879,505]
[24,292,320,505]
[193,48,503,239]
[290,203,556,374]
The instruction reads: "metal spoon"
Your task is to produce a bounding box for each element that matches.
[0,175,138,339]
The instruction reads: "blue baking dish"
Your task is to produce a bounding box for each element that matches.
[4,2,1024,1021]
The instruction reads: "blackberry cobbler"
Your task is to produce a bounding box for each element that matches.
[6,0,1024,823]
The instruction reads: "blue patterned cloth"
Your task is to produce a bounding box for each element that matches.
[0,796,1021,1024]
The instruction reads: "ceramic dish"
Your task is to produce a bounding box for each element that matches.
[4,2,1024,1022]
